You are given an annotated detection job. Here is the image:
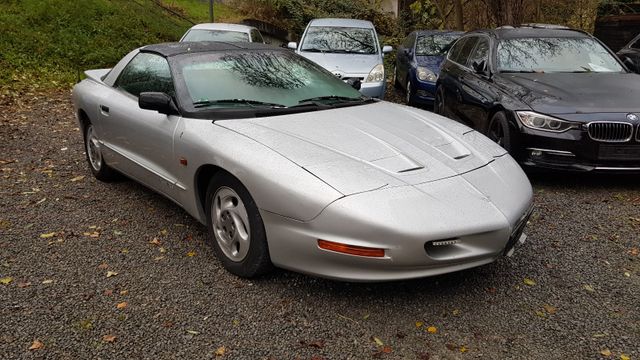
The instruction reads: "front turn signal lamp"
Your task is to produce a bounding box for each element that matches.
[317,239,385,257]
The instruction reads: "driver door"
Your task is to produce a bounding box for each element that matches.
[96,52,184,204]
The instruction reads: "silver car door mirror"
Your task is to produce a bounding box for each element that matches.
[287,42,298,50]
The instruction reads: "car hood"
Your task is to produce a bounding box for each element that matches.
[416,55,445,73]
[298,52,380,75]
[216,102,507,195]
[497,72,640,114]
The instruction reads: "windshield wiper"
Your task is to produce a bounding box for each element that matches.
[193,99,286,109]
[500,70,538,73]
[297,95,364,104]
[301,48,326,53]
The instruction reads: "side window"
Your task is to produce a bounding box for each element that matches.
[631,37,640,49]
[467,37,490,67]
[452,37,478,66]
[114,53,174,97]
[447,37,467,63]
[250,29,264,43]
[402,33,416,49]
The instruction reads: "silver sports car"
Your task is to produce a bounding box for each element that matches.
[72,42,533,281]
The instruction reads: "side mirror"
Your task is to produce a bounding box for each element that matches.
[139,92,179,115]
[287,42,298,50]
[472,60,488,75]
[382,45,393,54]
[623,56,638,72]
[346,78,361,91]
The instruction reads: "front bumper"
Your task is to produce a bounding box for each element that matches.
[517,123,640,173]
[359,80,386,99]
[411,77,437,106]
[262,157,533,282]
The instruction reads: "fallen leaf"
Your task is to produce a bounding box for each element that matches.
[149,238,161,245]
[83,231,100,238]
[0,277,12,285]
[120,290,128,295]
[42,279,54,284]
[104,289,113,296]
[154,256,165,261]
[18,282,31,288]
[415,321,424,328]
[621,355,630,360]
[601,349,612,357]
[214,346,226,356]
[116,302,127,309]
[372,337,384,346]
[624,271,631,277]
[29,340,44,350]
[160,229,168,236]
[452,309,461,316]
[98,263,108,269]
[460,345,468,353]
[121,248,129,254]
[159,247,167,253]
[106,271,118,278]
[102,334,116,343]
[584,284,595,292]
[427,326,437,334]
[70,175,85,182]
[382,345,393,353]
[535,310,546,318]
[629,248,639,257]
[363,313,370,320]
[543,304,557,314]
[187,251,196,257]
[523,278,536,286]
[186,330,199,335]
[40,232,56,238]
[445,343,456,351]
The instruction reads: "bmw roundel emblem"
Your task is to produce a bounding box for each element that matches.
[627,113,639,121]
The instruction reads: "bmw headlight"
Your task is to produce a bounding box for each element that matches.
[365,64,384,83]
[516,111,579,132]
[417,67,437,82]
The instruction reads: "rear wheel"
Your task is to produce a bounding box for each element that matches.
[205,172,272,278]
[83,123,119,182]
[487,111,518,153]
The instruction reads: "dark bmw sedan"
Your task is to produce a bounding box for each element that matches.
[435,25,640,172]
[394,30,463,106]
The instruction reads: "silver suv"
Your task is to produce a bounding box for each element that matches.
[288,18,392,99]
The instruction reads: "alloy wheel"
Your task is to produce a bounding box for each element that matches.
[212,186,251,262]
[86,125,102,171]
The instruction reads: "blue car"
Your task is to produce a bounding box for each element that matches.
[394,30,463,107]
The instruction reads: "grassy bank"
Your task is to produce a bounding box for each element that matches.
[0,0,237,94]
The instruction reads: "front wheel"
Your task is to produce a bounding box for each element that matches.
[393,66,401,89]
[487,111,518,153]
[434,86,445,115]
[405,79,414,106]
[205,172,272,278]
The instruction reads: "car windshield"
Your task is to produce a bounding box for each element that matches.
[415,34,460,56]
[301,26,377,54]
[173,51,364,110]
[182,29,249,42]
[497,37,624,73]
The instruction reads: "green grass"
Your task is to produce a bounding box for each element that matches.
[0,0,240,93]
[162,0,243,23]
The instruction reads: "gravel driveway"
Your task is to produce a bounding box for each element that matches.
[1,90,639,359]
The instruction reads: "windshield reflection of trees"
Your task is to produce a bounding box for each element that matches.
[222,52,310,89]
[416,35,458,55]
[498,38,601,71]
[303,28,375,53]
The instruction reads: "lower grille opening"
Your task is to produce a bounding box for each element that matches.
[424,238,467,259]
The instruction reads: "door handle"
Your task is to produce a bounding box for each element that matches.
[99,105,110,114]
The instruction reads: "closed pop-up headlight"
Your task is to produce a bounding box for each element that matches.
[365,64,385,83]
[516,111,580,132]
[417,66,437,82]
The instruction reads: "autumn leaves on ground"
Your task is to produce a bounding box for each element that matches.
[0,90,638,359]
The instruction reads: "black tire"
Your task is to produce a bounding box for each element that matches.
[205,172,272,278]
[83,123,119,182]
[393,66,401,89]
[434,86,445,115]
[487,111,518,153]
[406,79,415,106]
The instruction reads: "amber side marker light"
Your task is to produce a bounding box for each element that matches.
[317,239,385,258]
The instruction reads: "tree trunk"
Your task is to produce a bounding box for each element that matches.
[454,0,464,30]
